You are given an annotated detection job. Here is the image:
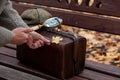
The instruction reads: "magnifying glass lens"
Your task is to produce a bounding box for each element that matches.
[43,17,63,28]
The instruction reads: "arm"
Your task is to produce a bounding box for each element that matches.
[0,0,30,46]
[0,0,50,48]
[0,26,34,46]
[0,0,28,30]
[0,26,13,46]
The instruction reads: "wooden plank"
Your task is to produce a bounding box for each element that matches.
[0,52,119,80]
[85,60,120,78]
[2,45,120,80]
[1,46,120,80]
[0,45,86,80]
[79,69,120,80]
[0,46,85,80]
[0,45,120,80]
[12,0,120,17]
[0,65,45,80]
[0,54,61,80]
[0,47,16,57]
[4,44,16,50]
[12,3,120,35]
[0,53,87,80]
[68,76,88,80]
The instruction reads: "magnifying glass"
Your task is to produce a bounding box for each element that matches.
[31,17,63,31]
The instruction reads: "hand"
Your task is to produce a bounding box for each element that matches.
[10,28,33,45]
[27,31,51,49]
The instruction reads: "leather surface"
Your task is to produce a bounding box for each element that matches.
[17,30,86,79]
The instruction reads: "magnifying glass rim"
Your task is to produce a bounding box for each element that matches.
[43,17,63,28]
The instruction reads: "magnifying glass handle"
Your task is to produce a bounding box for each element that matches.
[31,25,43,31]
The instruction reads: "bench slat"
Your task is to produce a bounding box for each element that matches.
[0,54,62,80]
[4,44,16,50]
[0,53,119,80]
[1,46,120,80]
[12,0,120,17]
[12,3,120,35]
[0,46,85,80]
[79,69,120,80]
[85,60,120,78]
[0,65,45,80]
[0,47,16,57]
[68,76,88,80]
[0,45,87,80]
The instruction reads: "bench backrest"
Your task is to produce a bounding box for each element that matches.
[12,0,120,35]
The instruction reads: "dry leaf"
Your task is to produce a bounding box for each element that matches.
[52,36,63,44]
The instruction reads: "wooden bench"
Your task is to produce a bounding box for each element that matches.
[0,0,120,80]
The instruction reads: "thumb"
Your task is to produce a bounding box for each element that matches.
[22,28,33,33]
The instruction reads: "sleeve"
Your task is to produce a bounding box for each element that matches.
[0,0,28,46]
[0,0,29,30]
[0,26,13,46]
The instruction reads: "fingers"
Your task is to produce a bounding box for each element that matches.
[37,40,44,47]
[27,35,33,46]
[32,40,45,48]
[11,28,31,45]
[22,28,33,33]
[27,41,44,49]
[27,35,36,49]
[27,35,44,49]
[14,27,33,33]
[39,35,51,45]
[27,31,51,49]
[22,33,29,43]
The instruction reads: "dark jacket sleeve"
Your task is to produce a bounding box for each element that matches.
[0,0,28,46]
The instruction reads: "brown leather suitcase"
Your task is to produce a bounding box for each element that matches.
[17,29,86,79]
